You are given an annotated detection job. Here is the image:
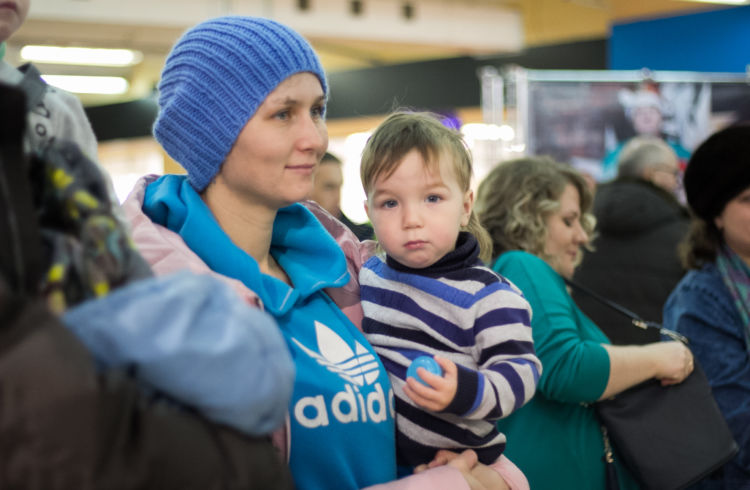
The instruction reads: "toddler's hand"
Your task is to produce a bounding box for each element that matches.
[403,356,458,411]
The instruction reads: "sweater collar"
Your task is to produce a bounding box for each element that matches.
[385,231,480,277]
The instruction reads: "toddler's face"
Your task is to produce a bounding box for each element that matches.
[365,149,472,269]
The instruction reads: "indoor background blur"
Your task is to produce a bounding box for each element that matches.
[5,0,749,222]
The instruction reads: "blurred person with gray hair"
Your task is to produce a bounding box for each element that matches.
[573,136,689,344]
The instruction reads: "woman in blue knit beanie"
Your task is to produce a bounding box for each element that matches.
[123,15,500,490]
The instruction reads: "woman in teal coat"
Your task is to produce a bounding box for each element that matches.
[475,157,694,490]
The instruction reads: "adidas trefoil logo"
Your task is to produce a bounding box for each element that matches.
[292,321,394,429]
[293,321,381,386]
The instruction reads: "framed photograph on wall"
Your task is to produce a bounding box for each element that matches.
[490,68,749,183]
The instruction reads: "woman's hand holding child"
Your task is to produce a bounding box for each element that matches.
[415,449,510,490]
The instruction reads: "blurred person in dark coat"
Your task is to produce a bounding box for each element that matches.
[574,136,689,344]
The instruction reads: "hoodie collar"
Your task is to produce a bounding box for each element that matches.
[142,174,350,315]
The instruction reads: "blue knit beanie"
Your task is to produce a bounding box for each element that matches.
[154,16,328,191]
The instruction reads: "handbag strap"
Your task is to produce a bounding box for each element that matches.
[565,278,688,344]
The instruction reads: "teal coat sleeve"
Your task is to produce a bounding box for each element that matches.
[493,251,610,403]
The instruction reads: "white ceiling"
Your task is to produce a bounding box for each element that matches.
[6,0,524,105]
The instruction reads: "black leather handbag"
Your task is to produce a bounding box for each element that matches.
[567,280,739,490]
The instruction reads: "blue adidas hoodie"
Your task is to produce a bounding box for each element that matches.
[143,175,397,490]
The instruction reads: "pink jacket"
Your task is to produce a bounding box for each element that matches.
[122,175,473,490]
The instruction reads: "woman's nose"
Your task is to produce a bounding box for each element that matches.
[299,115,328,153]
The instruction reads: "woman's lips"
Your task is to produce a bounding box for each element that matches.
[287,163,315,173]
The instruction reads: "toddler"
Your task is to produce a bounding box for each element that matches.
[359,111,542,489]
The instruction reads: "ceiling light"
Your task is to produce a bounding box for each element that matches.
[679,0,749,4]
[21,45,142,67]
[461,123,516,142]
[41,75,129,95]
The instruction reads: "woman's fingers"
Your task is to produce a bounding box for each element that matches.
[443,449,479,472]
[657,342,694,384]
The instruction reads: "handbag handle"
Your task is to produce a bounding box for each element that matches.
[565,278,688,344]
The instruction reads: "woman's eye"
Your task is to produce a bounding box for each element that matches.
[311,104,326,118]
[563,218,573,227]
[274,109,291,120]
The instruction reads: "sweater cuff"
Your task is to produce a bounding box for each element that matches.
[442,363,480,416]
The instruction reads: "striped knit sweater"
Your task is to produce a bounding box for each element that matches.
[360,232,541,467]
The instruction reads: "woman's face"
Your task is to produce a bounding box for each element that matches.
[715,185,750,265]
[215,72,328,210]
[543,183,589,279]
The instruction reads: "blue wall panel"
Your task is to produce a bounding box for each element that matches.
[610,6,750,73]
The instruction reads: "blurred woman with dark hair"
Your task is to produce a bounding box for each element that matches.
[664,124,750,489]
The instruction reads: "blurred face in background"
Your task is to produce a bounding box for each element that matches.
[715,185,750,266]
[544,183,589,279]
[632,105,663,136]
[310,160,343,217]
[0,0,30,42]
[644,154,680,194]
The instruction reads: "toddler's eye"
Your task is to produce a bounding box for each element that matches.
[382,199,397,209]
[426,195,441,203]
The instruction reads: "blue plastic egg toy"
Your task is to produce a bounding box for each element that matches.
[407,355,443,386]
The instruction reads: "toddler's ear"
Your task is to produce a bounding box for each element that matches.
[461,190,474,226]
[363,200,371,220]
